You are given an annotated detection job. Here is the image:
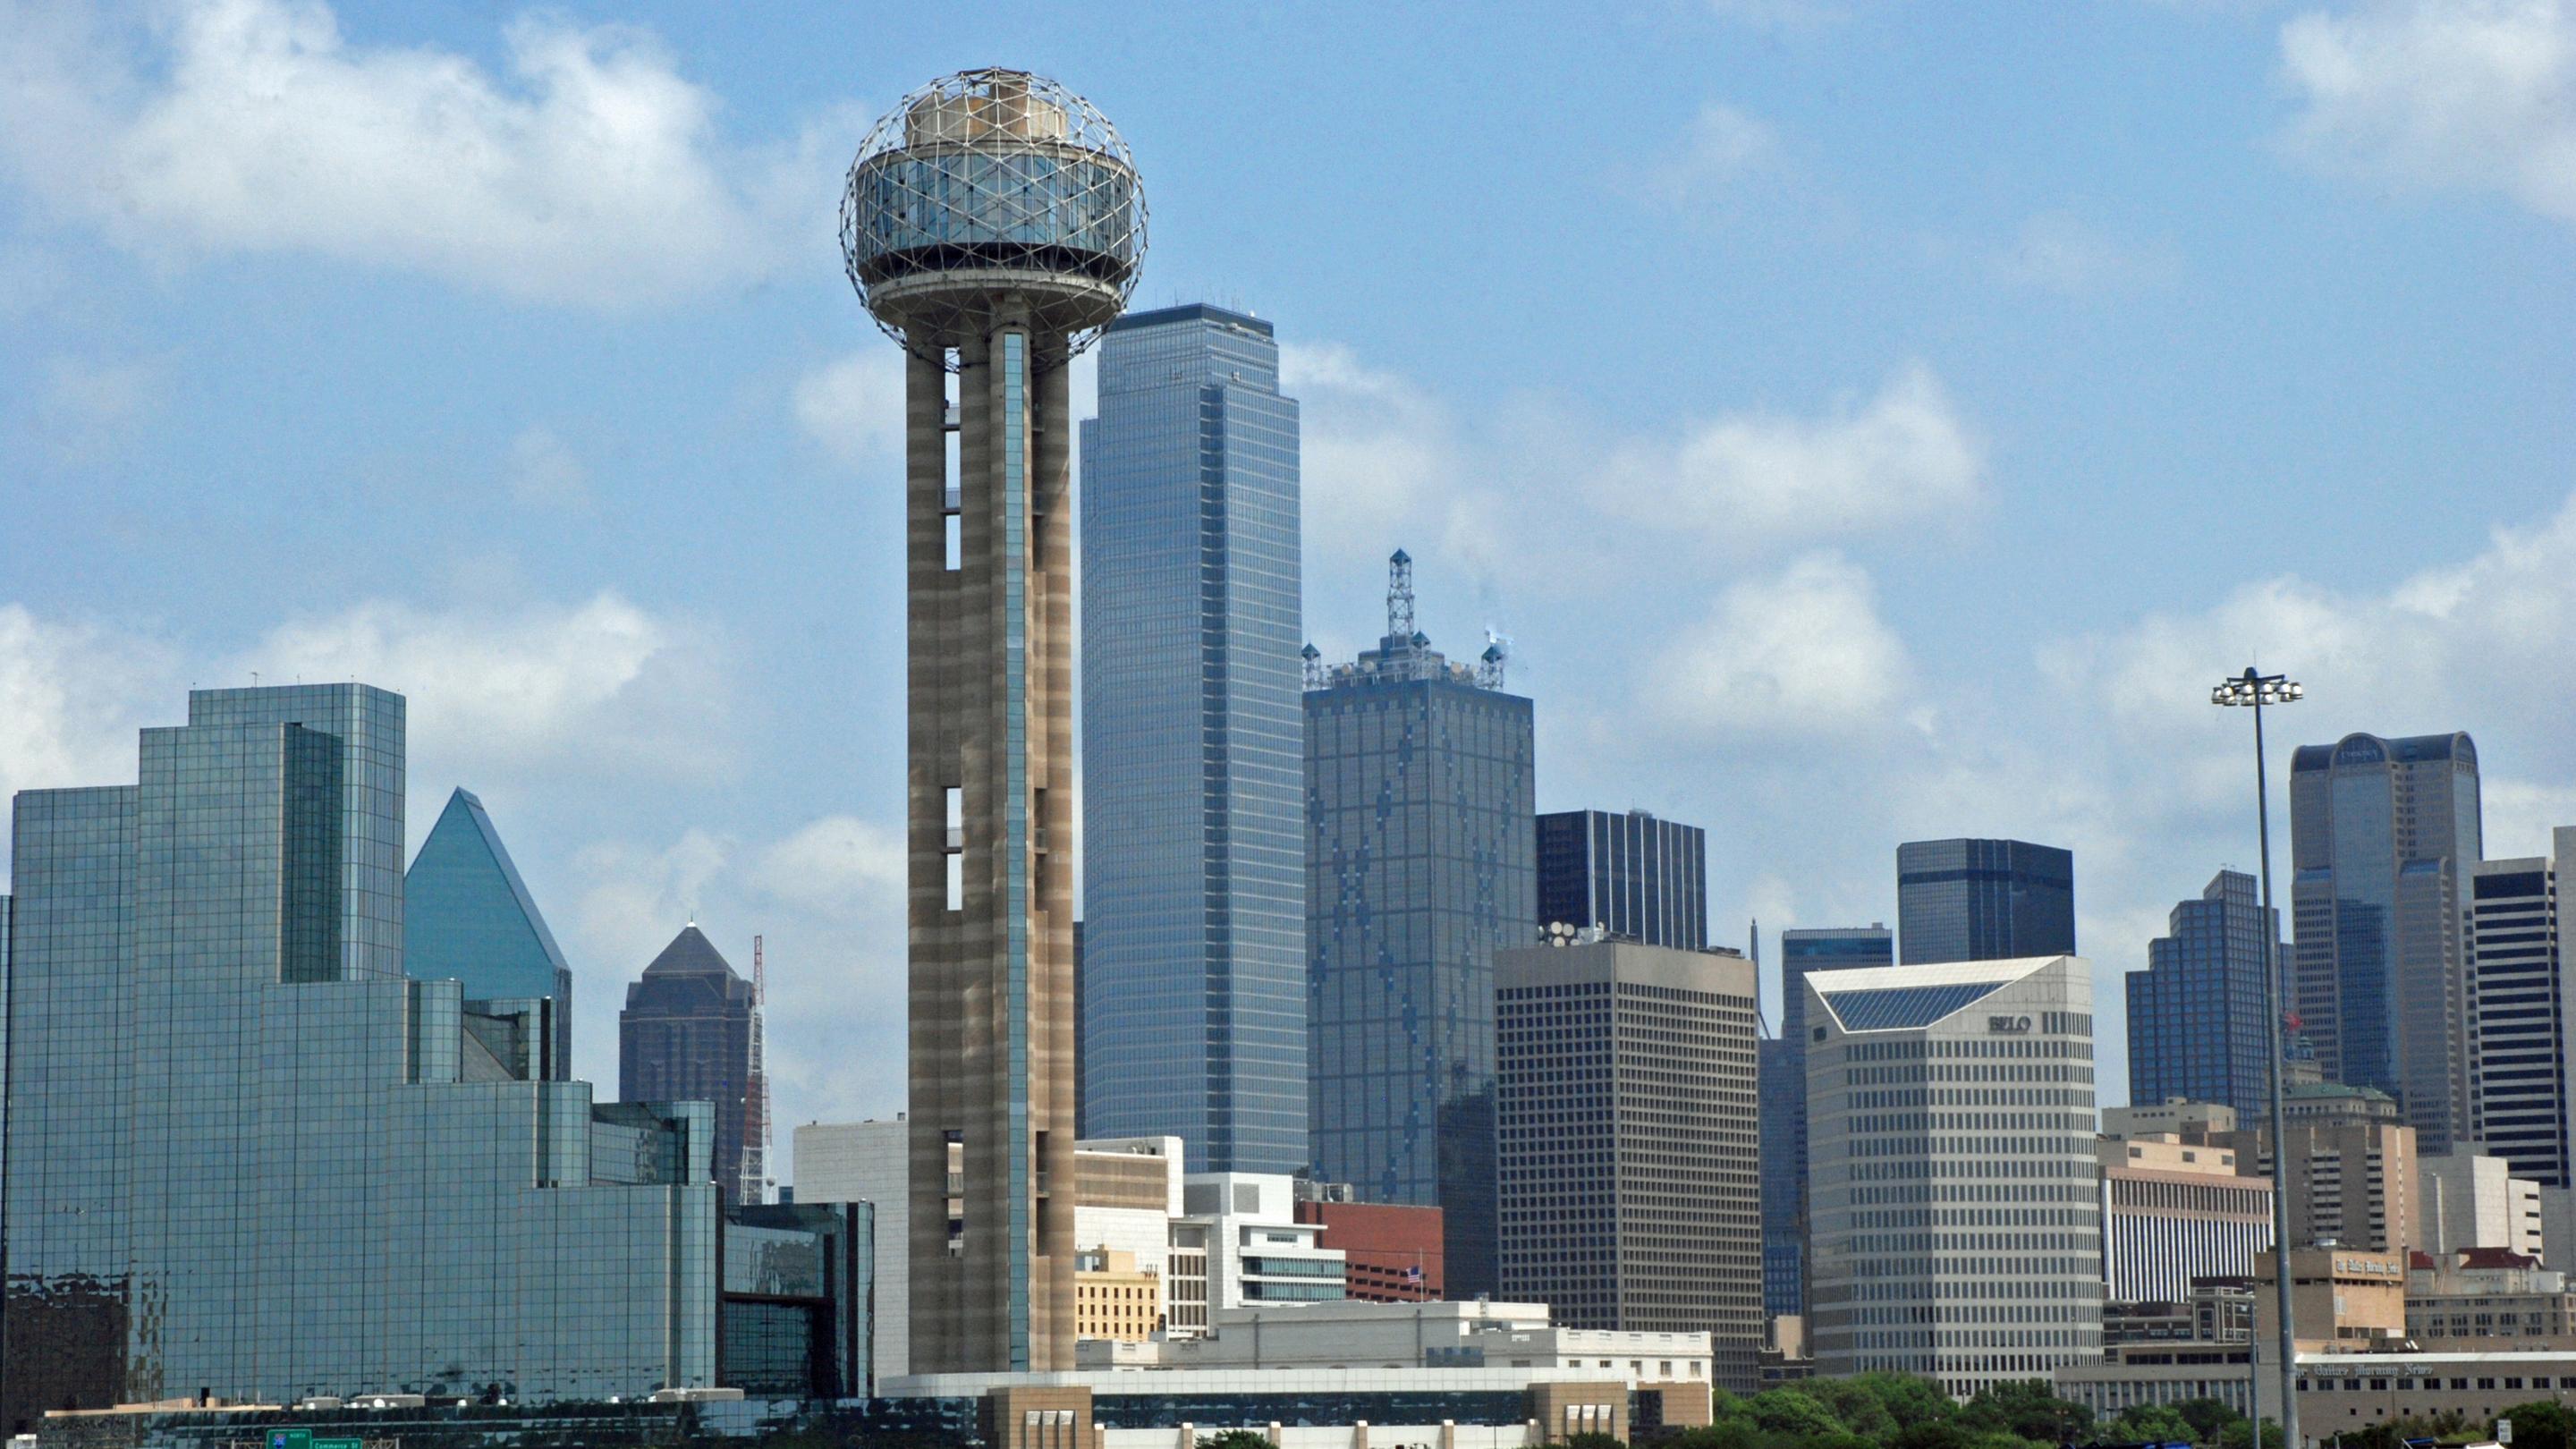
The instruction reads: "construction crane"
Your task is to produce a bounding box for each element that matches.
[741,933,773,1205]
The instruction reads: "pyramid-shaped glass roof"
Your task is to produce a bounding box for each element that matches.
[403,787,572,1004]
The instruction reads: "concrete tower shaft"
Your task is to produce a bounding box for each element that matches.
[843,69,1143,1376]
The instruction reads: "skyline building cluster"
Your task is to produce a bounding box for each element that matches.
[19,62,2576,1446]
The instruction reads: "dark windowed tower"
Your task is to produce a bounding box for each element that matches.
[404,787,574,1078]
[1763,924,1893,1318]
[2126,870,2281,1120]
[2288,732,2479,1154]
[2468,830,2570,1184]
[840,68,1145,1371]
[1080,303,1305,1175]
[620,925,757,1204]
[1895,838,2075,965]
[1535,809,1707,951]
[1306,551,1534,1297]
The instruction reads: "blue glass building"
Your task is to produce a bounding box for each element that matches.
[1534,809,1707,951]
[1762,925,1893,1318]
[1079,303,1306,1174]
[621,926,758,1206]
[2125,870,2279,1120]
[1895,838,2075,965]
[1306,556,1534,1296]
[2289,731,2481,1154]
[404,787,573,1078]
[1,685,716,1433]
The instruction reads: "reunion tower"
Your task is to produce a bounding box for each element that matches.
[840,69,1145,1373]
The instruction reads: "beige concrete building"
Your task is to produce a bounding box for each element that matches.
[2254,1247,2406,1353]
[2409,1248,2576,1349]
[1072,1248,1161,1343]
[2103,1100,2239,1140]
[1495,940,1763,1393]
[2421,1150,2546,1257]
[2218,1083,2420,1254]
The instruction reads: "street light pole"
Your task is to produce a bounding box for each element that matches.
[2215,666,2305,1449]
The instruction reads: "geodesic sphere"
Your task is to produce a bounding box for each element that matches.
[840,69,1146,360]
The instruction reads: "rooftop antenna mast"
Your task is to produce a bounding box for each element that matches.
[741,933,773,1205]
[1387,549,1415,641]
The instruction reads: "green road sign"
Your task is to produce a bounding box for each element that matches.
[311,1438,362,1449]
[266,1432,309,1449]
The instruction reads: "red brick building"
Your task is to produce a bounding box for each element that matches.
[1294,1201,1445,1301]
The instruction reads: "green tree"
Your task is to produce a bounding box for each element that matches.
[1563,1434,1627,1449]
[1962,1380,2092,1445]
[1198,1432,1275,1449]
[2173,1400,2241,1445]
[2105,1402,2196,1445]
[2218,1419,2286,1449]
[1748,1387,1850,1440]
[2497,1402,2576,1449]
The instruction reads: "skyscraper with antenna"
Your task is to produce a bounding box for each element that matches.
[1304,550,1536,1296]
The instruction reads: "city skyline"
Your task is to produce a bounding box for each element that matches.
[4,1,2576,1182]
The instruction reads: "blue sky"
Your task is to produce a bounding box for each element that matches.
[4,0,2573,1175]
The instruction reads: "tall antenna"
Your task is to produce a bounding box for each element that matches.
[741,933,773,1206]
[1386,548,1415,641]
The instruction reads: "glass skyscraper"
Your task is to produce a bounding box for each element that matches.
[1895,838,2075,965]
[1534,809,1707,951]
[2289,731,2481,1154]
[1763,924,1893,1318]
[1079,303,1306,1174]
[1,686,715,1434]
[1306,555,1534,1297]
[404,786,574,1077]
[2125,870,2279,1120]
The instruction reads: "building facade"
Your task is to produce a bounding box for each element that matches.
[2469,834,2574,1187]
[793,1117,915,1377]
[1305,552,1535,1298]
[1294,1198,1445,1302]
[1804,955,2105,1398]
[0,685,715,1435]
[621,925,758,1205]
[1079,303,1306,1176]
[403,787,574,1077]
[2097,1136,2275,1305]
[2126,871,2279,1122]
[2288,731,2481,1154]
[1766,925,1894,1319]
[1894,840,2075,966]
[2217,1083,2421,1255]
[1496,941,1763,1392]
[2420,1151,2546,1258]
[1534,809,1707,951]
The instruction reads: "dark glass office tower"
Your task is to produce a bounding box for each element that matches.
[2125,870,2279,1120]
[1079,302,1305,1174]
[2470,832,2572,1187]
[404,787,573,1078]
[621,925,758,1205]
[1763,925,1893,1318]
[1307,553,1534,1297]
[1535,809,1707,950]
[0,686,715,1434]
[2290,732,2481,1154]
[1895,838,2075,965]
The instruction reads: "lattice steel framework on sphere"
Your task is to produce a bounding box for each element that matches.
[840,68,1147,363]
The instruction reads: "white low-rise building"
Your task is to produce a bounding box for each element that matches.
[1072,1299,1712,1384]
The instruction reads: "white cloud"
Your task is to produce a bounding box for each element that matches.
[1278,341,1461,557]
[237,589,731,777]
[504,425,592,510]
[0,0,840,307]
[0,606,172,829]
[757,815,906,919]
[1993,211,2180,294]
[792,351,909,467]
[1595,361,1983,545]
[1652,552,1911,737]
[1661,102,1782,193]
[2279,0,2576,227]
